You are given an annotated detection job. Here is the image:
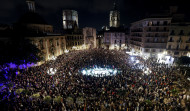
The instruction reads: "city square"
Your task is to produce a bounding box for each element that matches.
[0,0,190,110]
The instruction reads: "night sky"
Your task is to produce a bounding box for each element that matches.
[0,0,189,30]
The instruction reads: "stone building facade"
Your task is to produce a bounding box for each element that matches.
[83,27,97,49]
[65,34,84,50]
[166,23,190,57]
[27,35,66,62]
[109,2,120,28]
[129,18,171,57]
[103,30,126,50]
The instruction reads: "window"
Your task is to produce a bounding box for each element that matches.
[157,21,160,26]
[154,38,158,42]
[170,30,175,35]
[155,33,159,37]
[164,21,168,25]
[178,37,182,42]
[168,45,171,49]
[145,49,149,52]
[164,27,167,31]
[149,27,151,31]
[179,30,184,35]
[174,52,179,55]
[185,46,189,50]
[57,41,59,46]
[147,39,150,42]
[156,27,159,31]
[176,45,179,50]
[115,40,117,44]
[162,39,165,42]
[148,21,152,26]
[169,37,173,42]
[39,40,44,49]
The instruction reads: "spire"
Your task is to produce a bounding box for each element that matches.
[26,0,35,12]
[113,0,118,10]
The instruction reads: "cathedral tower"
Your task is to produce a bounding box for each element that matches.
[26,0,35,12]
[109,0,120,28]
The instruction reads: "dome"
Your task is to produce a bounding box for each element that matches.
[18,12,47,24]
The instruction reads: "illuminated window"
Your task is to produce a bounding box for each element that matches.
[168,45,171,49]
[145,49,149,52]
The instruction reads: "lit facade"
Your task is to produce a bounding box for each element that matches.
[65,34,84,50]
[166,23,190,57]
[62,10,79,30]
[129,18,171,57]
[103,31,126,50]
[83,27,97,49]
[22,24,53,33]
[28,35,66,63]
[109,2,120,28]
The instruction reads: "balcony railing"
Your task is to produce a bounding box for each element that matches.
[186,41,190,43]
[178,33,184,35]
[146,42,165,43]
[167,48,190,51]
[131,30,143,32]
[170,32,175,35]
[147,24,169,26]
[146,30,169,32]
[145,36,168,38]
[177,40,182,43]
[168,40,174,42]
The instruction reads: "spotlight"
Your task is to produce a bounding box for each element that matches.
[130,56,135,61]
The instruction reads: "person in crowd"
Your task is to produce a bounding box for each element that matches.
[0,49,189,111]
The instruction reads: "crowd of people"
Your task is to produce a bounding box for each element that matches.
[0,49,190,111]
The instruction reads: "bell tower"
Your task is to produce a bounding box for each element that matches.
[109,0,120,28]
[26,0,35,12]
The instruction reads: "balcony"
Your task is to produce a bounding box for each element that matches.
[168,40,174,42]
[178,33,184,36]
[147,24,169,27]
[177,40,182,43]
[131,34,142,37]
[131,30,143,32]
[145,36,168,38]
[133,40,142,43]
[144,46,166,49]
[146,30,169,33]
[170,32,175,36]
[104,42,110,45]
[166,48,190,51]
[146,42,165,44]
[130,42,141,47]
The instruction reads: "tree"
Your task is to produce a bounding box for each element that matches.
[176,56,190,66]
[0,37,43,66]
